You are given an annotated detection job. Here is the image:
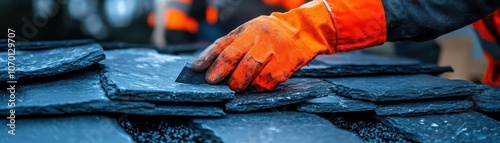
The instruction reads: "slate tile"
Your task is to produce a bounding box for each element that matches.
[192,111,364,143]
[294,52,452,77]
[378,112,500,143]
[473,88,500,112]
[0,67,225,117]
[100,48,234,102]
[375,99,473,116]
[298,93,377,113]
[0,43,105,80]
[0,115,134,143]
[0,39,95,50]
[225,78,330,112]
[326,74,486,101]
[320,113,415,143]
[119,115,223,143]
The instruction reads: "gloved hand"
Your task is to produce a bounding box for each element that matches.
[191,0,387,92]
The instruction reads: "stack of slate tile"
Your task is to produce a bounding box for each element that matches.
[2,39,499,143]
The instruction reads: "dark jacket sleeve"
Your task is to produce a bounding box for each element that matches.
[382,0,500,42]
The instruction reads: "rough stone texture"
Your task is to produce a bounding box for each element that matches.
[192,111,364,143]
[0,39,95,49]
[378,112,500,143]
[326,74,486,101]
[320,113,414,143]
[0,43,105,80]
[315,51,421,65]
[119,115,222,143]
[0,67,225,117]
[100,48,234,102]
[0,115,134,143]
[225,78,331,112]
[294,64,453,77]
[473,88,500,112]
[298,93,377,113]
[375,99,474,116]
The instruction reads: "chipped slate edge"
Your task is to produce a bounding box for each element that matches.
[328,80,487,101]
[294,65,453,77]
[225,91,326,112]
[298,102,377,113]
[375,100,474,116]
[99,64,234,102]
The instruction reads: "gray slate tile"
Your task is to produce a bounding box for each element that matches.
[298,93,377,113]
[0,39,95,50]
[326,74,486,101]
[378,112,500,143]
[473,88,500,112]
[100,48,234,102]
[225,78,330,112]
[0,67,225,117]
[192,111,364,143]
[294,52,452,77]
[0,115,134,143]
[0,43,105,80]
[375,99,474,116]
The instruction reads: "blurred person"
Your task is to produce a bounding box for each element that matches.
[152,0,500,92]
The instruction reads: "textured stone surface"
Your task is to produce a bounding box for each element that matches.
[473,88,500,112]
[0,43,105,80]
[378,112,500,143]
[320,113,414,143]
[100,48,234,102]
[225,78,330,112]
[119,115,222,143]
[326,74,486,101]
[298,93,377,113]
[192,111,363,143]
[294,52,452,77]
[0,67,225,117]
[0,115,134,143]
[375,99,473,116]
[0,39,95,49]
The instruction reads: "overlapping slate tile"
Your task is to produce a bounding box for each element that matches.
[225,78,330,112]
[119,115,223,143]
[294,52,452,77]
[192,111,364,143]
[0,115,134,143]
[375,99,474,116]
[326,74,486,101]
[298,93,377,113]
[378,112,500,142]
[100,48,234,102]
[0,66,225,117]
[0,43,105,80]
[473,88,500,112]
[0,39,95,50]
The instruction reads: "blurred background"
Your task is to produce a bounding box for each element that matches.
[0,0,489,82]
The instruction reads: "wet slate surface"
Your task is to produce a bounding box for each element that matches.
[378,112,500,143]
[326,74,486,101]
[298,93,377,113]
[0,43,105,80]
[225,78,330,112]
[320,113,414,143]
[294,64,453,77]
[0,67,225,117]
[100,48,234,102]
[375,99,474,116]
[0,115,134,143]
[119,115,222,143]
[192,111,364,143]
[473,88,500,112]
[0,39,95,50]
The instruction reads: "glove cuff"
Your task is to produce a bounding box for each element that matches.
[325,0,387,52]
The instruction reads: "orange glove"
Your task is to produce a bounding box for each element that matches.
[191,0,386,92]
